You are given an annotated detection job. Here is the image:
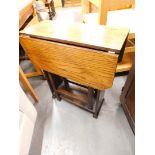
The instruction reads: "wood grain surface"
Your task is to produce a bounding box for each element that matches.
[116,51,134,72]
[82,0,134,11]
[20,35,118,90]
[20,20,129,53]
[19,0,34,29]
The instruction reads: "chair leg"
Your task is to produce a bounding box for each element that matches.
[19,66,39,103]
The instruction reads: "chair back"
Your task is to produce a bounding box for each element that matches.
[83,0,135,25]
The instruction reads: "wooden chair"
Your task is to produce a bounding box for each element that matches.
[19,0,44,79]
[19,1,45,103]
[19,66,39,103]
[82,0,135,72]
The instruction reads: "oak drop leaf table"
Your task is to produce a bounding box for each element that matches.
[20,20,129,118]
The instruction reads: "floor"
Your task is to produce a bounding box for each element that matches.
[21,62,134,155]
[20,6,135,155]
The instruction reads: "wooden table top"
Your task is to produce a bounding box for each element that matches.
[20,20,129,52]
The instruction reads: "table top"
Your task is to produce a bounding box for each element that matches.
[20,20,129,52]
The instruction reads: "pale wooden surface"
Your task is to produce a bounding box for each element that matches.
[19,66,39,102]
[19,0,35,29]
[20,36,118,90]
[81,0,134,14]
[64,0,81,7]
[19,0,34,14]
[84,0,134,10]
[25,71,43,78]
[82,0,135,30]
[98,0,108,25]
[83,8,135,34]
[20,20,129,52]
[116,52,134,72]
[53,0,62,7]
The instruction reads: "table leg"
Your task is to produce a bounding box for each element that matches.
[93,90,104,118]
[44,71,61,101]
[87,87,94,109]
[63,78,69,90]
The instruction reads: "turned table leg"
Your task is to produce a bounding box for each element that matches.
[87,87,94,110]
[44,71,61,101]
[93,90,104,118]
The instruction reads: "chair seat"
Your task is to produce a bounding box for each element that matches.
[83,9,135,34]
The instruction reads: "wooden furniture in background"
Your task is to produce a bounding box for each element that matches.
[20,21,129,117]
[50,0,62,7]
[45,0,56,20]
[19,66,39,103]
[19,43,43,80]
[120,60,135,133]
[64,0,81,7]
[19,0,35,29]
[19,0,43,102]
[116,49,135,72]
[19,0,44,79]
[82,0,135,25]
[82,0,135,73]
